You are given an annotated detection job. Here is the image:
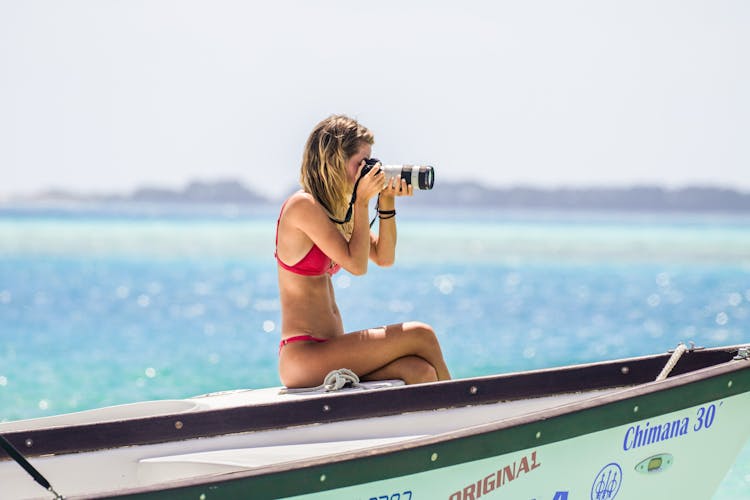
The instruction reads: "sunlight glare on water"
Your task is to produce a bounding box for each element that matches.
[1,207,749,498]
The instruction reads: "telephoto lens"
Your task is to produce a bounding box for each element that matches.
[362,158,435,190]
[382,164,434,190]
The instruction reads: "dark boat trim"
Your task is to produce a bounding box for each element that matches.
[0,346,743,463]
[101,354,750,499]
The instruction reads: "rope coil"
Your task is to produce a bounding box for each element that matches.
[281,368,365,394]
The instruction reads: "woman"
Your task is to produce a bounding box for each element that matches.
[275,115,451,388]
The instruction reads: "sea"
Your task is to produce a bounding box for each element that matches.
[1,202,749,498]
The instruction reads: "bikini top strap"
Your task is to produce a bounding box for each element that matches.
[275,198,292,250]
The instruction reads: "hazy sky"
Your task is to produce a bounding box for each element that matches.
[1,0,748,198]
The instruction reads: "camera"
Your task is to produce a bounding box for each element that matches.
[361,158,435,190]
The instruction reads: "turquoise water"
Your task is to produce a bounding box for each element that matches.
[1,205,749,497]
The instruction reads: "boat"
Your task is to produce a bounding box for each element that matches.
[1,343,749,499]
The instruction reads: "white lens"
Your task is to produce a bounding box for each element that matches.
[380,164,434,190]
[382,165,401,186]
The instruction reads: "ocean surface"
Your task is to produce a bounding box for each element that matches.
[1,203,749,498]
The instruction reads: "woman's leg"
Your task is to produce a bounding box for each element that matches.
[360,355,438,384]
[278,321,451,388]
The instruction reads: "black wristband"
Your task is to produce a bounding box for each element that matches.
[378,209,396,220]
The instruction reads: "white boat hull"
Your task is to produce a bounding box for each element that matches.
[294,394,750,500]
[1,345,749,499]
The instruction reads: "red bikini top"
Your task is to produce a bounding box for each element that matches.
[275,199,341,276]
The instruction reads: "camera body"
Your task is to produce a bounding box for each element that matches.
[361,158,435,190]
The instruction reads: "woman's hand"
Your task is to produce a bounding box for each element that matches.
[354,162,386,203]
[380,176,413,198]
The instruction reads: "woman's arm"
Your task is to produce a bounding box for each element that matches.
[370,178,412,266]
[285,167,384,275]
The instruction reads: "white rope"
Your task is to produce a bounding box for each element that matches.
[321,368,361,391]
[281,368,365,394]
[655,343,688,381]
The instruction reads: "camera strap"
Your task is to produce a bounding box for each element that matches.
[328,189,357,225]
[328,183,379,229]
[328,172,368,225]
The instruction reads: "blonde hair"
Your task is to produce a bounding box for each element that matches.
[300,115,374,237]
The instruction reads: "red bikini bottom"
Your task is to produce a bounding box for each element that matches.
[278,335,328,354]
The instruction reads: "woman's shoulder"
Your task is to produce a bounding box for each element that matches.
[285,190,314,205]
[281,191,323,220]
[283,191,314,211]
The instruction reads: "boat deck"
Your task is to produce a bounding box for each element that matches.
[1,382,621,497]
[3,346,749,499]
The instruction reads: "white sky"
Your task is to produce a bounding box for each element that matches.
[1,0,748,198]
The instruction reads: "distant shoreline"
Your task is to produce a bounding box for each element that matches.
[3,179,750,213]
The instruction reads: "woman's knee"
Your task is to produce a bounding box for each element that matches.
[403,321,439,348]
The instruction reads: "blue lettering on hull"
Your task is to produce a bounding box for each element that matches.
[622,403,719,451]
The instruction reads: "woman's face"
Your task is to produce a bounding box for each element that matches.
[345,142,373,184]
